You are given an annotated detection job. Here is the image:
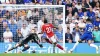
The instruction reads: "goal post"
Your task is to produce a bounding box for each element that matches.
[0,4,65,53]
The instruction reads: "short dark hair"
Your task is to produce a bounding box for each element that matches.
[86,18,91,22]
[67,27,70,30]
[44,19,48,23]
[96,17,99,19]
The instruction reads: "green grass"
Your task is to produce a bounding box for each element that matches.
[0,54,100,56]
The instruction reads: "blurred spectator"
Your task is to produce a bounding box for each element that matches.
[24,0,32,4]
[65,27,73,43]
[81,0,86,4]
[8,16,17,24]
[72,2,78,16]
[3,22,8,32]
[0,0,10,4]
[2,16,9,24]
[72,12,79,20]
[95,2,99,9]
[69,19,75,33]
[93,17,100,28]
[87,7,95,19]
[0,17,3,42]
[55,25,63,43]
[8,17,18,37]
[66,13,72,23]
[29,9,39,24]
[3,27,13,43]
[28,20,36,30]
[17,16,28,29]
[75,2,82,10]
[72,26,82,42]
[0,10,7,17]
[82,12,88,19]
[13,13,17,21]
[45,0,52,5]
[27,9,32,19]
[9,0,16,4]
[81,2,87,12]
[16,0,24,4]
[54,19,59,27]
[57,0,62,5]
[98,9,100,18]
[21,24,30,38]
[13,29,23,42]
[78,19,86,29]
[54,10,59,19]
[74,22,79,28]
[58,13,63,24]
[93,7,99,14]
[66,7,72,16]
[92,26,100,43]
[17,10,26,17]
[90,0,99,8]
[84,0,91,9]
[78,9,84,18]
[5,11,11,19]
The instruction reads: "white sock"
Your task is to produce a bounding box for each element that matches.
[70,42,79,51]
[5,50,9,53]
[90,44,98,49]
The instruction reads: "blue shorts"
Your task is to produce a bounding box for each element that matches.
[81,33,93,41]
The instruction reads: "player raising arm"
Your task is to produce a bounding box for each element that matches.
[68,18,100,53]
[41,19,66,53]
[5,27,43,53]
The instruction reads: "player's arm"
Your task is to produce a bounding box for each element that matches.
[38,25,45,34]
[50,23,58,30]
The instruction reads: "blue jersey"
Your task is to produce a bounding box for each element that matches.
[84,23,93,34]
[81,23,93,40]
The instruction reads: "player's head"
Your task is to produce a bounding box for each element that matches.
[86,18,91,23]
[96,17,100,21]
[94,26,99,31]
[44,19,48,23]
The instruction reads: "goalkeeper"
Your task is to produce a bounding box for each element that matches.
[5,27,43,53]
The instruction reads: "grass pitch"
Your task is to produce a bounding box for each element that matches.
[0,54,100,56]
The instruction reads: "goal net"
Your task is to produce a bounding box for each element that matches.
[0,5,65,53]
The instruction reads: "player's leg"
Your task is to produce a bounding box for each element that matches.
[32,33,43,48]
[87,34,99,53]
[33,38,43,48]
[45,37,56,53]
[5,43,21,53]
[88,40,99,53]
[68,41,79,53]
[68,33,86,53]
[22,44,30,52]
[50,36,66,52]
[45,38,52,44]
[16,44,30,53]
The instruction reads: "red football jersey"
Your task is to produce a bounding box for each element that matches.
[42,23,54,38]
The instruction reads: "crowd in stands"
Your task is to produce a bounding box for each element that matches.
[0,0,53,5]
[0,0,100,43]
[0,6,63,43]
[65,0,100,43]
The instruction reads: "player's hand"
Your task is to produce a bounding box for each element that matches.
[39,44,43,48]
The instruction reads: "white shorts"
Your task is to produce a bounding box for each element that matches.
[47,35,56,43]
